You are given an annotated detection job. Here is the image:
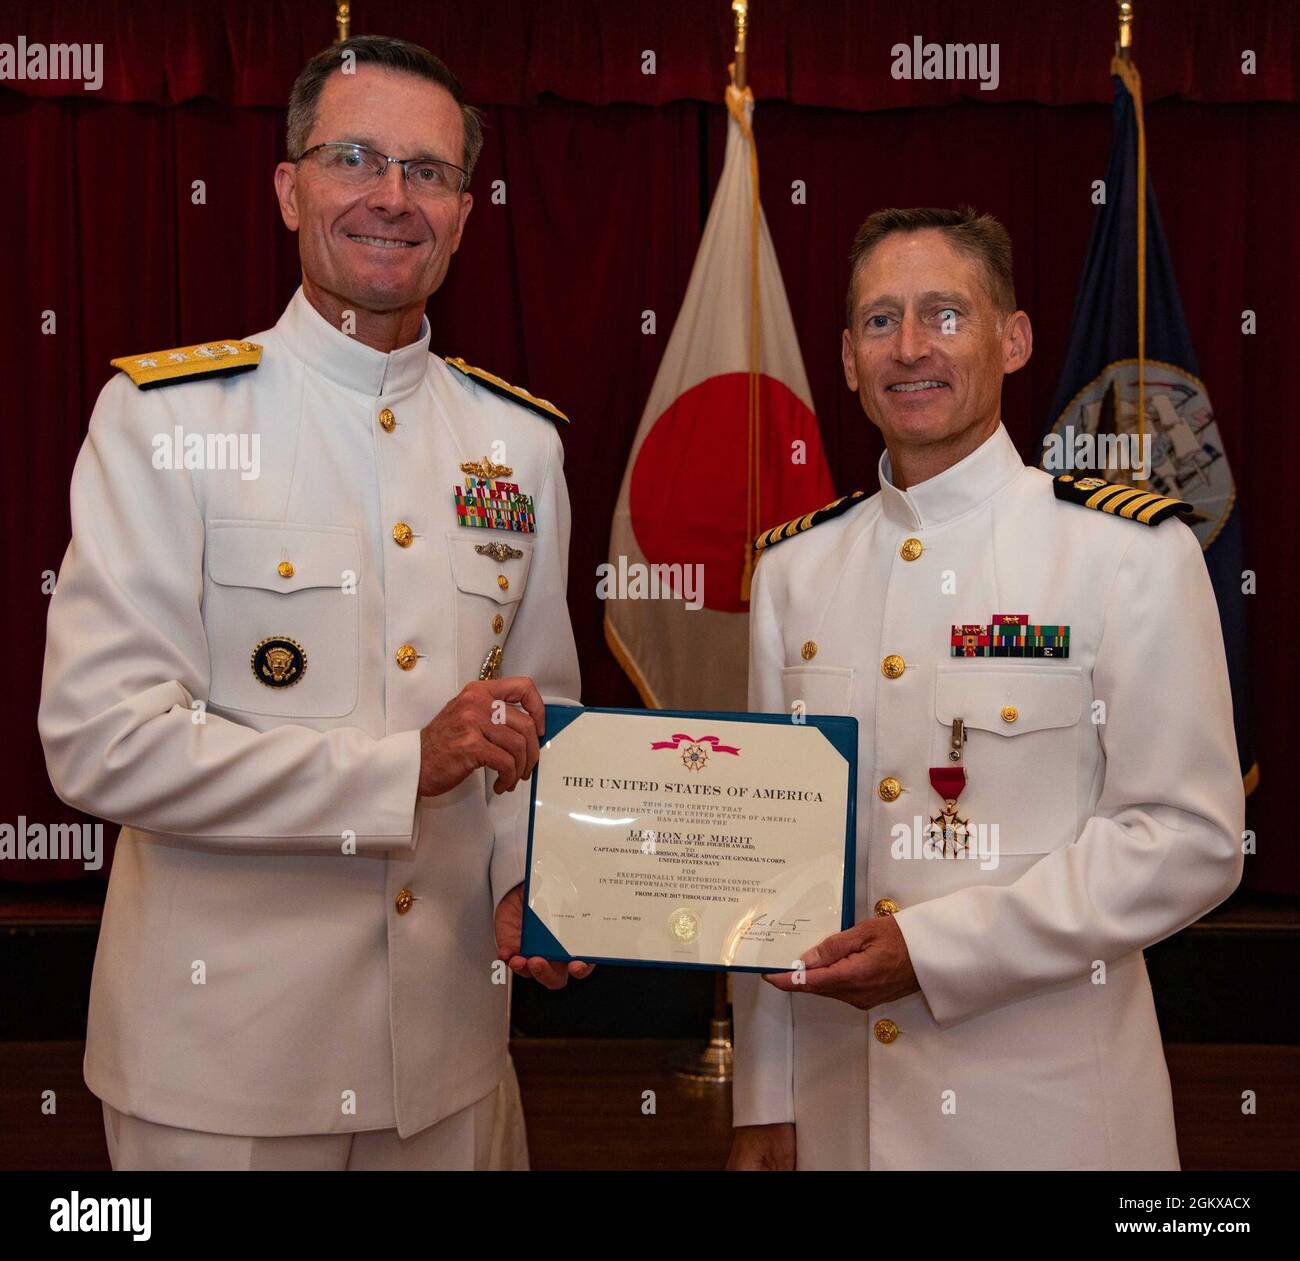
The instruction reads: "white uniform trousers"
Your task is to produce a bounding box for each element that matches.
[102,1058,530,1172]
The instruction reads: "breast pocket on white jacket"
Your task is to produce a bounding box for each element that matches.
[779,665,855,718]
[933,664,1083,854]
[204,520,360,719]
[446,532,533,681]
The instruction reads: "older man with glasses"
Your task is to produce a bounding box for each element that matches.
[39,34,588,1171]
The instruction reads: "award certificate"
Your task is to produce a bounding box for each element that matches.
[520,705,857,971]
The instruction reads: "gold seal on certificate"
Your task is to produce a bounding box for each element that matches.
[521,706,858,972]
[668,908,701,943]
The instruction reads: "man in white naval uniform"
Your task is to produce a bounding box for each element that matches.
[38,36,587,1171]
[729,207,1245,1171]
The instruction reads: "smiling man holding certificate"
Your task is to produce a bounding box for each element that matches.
[727,207,1244,1172]
[38,35,588,1173]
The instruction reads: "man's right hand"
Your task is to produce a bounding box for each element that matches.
[726,1122,796,1170]
[418,676,546,798]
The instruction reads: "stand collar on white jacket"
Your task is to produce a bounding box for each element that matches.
[878,422,1025,530]
[274,285,432,399]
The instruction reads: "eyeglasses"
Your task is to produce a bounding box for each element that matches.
[296,141,469,198]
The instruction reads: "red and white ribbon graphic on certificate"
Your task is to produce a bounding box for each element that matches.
[649,734,741,755]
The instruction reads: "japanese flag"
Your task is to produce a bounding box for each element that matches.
[604,86,835,710]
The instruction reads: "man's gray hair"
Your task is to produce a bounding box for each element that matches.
[286,34,485,181]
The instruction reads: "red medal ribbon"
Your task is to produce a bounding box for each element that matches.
[929,766,967,801]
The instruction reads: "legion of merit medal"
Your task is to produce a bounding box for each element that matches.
[928,717,972,857]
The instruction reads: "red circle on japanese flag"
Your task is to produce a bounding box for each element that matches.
[628,372,835,614]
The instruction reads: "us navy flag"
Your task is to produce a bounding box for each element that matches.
[1042,55,1256,792]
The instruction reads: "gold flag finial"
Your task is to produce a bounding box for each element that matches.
[1116,1,1134,58]
[335,1,351,43]
[730,1,750,91]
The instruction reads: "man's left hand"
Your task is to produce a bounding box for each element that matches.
[494,883,595,989]
[762,913,919,1009]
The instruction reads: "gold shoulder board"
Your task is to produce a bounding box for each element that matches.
[444,356,569,425]
[110,341,262,390]
[754,490,867,553]
[1051,474,1193,527]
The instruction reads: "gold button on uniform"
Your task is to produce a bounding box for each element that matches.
[1001,704,1019,723]
[277,560,294,579]
[497,574,509,591]
[395,644,418,670]
[801,641,817,661]
[881,654,906,679]
[874,897,899,917]
[492,613,504,635]
[900,537,923,562]
[874,1018,899,1044]
[877,776,902,802]
[379,408,396,432]
[394,888,414,915]
[392,521,414,547]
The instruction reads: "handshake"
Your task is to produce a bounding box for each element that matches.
[416,674,594,992]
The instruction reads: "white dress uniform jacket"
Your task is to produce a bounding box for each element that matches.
[732,423,1244,1170]
[39,288,581,1138]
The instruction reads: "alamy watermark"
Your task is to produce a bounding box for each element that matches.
[152,427,261,480]
[1,818,103,871]
[891,815,1001,871]
[597,556,704,611]
[0,38,103,91]
[891,37,1000,91]
[1042,424,1152,480]
[50,1192,150,1241]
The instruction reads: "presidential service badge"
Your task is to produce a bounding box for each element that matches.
[252,636,306,688]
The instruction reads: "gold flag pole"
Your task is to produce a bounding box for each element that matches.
[1111,1,1145,485]
[735,0,761,606]
[731,0,749,89]
[673,4,752,1088]
[1116,0,1133,58]
[335,1,351,43]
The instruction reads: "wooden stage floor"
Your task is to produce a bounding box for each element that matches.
[1,1039,1295,1171]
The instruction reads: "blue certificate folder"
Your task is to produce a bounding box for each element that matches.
[520,704,858,973]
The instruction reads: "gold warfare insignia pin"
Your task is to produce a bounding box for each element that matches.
[668,908,700,943]
[461,457,513,480]
[251,636,306,688]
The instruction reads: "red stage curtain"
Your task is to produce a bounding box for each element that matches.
[1,0,1296,107]
[2,2,1295,894]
